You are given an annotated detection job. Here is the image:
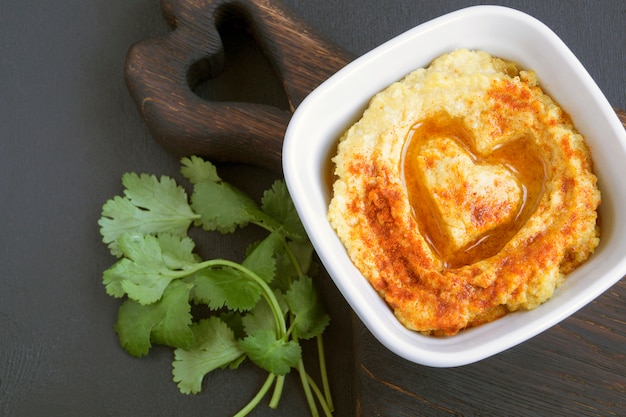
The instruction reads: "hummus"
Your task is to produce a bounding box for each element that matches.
[327,49,600,336]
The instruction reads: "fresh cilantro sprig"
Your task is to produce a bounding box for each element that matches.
[98,156,333,417]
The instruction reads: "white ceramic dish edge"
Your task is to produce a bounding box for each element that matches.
[283,5,626,367]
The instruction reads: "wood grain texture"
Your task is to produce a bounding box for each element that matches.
[125,0,352,173]
[354,279,626,416]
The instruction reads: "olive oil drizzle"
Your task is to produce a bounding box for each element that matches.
[401,111,548,268]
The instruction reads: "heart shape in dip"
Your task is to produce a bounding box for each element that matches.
[417,137,522,250]
[403,111,547,268]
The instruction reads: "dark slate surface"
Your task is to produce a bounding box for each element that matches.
[1,1,624,416]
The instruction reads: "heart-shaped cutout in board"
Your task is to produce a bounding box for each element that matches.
[190,13,290,111]
[402,111,548,268]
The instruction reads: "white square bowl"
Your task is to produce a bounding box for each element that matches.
[282,5,626,367]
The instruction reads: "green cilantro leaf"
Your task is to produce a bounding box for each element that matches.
[286,240,314,275]
[172,317,245,394]
[189,268,262,312]
[286,276,330,340]
[217,309,249,371]
[242,296,279,336]
[103,233,199,304]
[219,310,245,340]
[238,329,301,375]
[99,173,199,256]
[115,280,195,357]
[190,180,261,233]
[261,180,308,241]
[242,232,282,284]
[272,240,315,291]
[180,156,220,184]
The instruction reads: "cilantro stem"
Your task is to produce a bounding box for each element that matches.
[283,242,334,416]
[195,259,287,338]
[306,372,334,417]
[296,357,319,417]
[317,334,334,412]
[233,373,276,417]
[283,240,305,278]
[269,374,285,409]
[285,320,297,340]
[194,259,294,414]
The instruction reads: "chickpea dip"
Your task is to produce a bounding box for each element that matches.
[327,49,600,336]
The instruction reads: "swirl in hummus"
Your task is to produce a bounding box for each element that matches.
[327,49,600,336]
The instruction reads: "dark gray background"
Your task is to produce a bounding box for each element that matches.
[1,1,624,416]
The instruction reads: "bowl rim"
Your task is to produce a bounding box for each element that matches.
[283,4,626,367]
